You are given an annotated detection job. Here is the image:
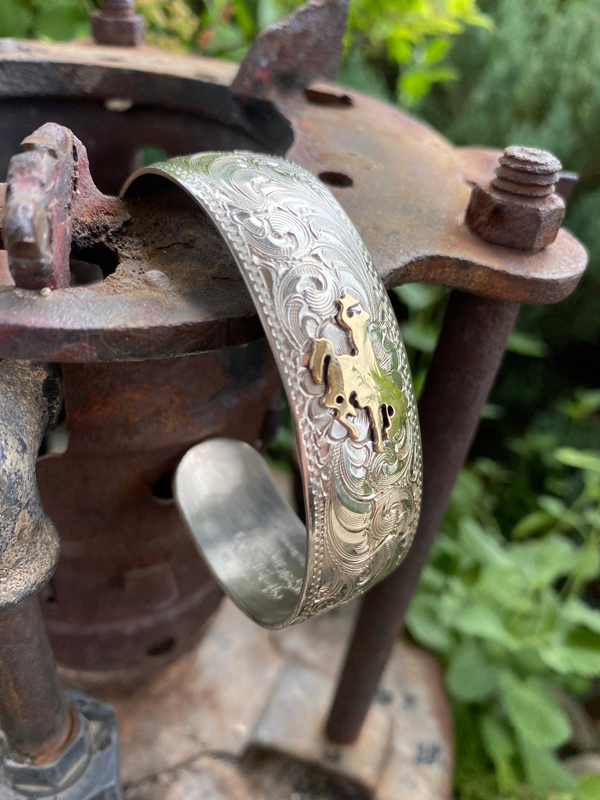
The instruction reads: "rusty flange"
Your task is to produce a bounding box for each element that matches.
[0,38,587,364]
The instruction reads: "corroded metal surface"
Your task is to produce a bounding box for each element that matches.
[0,597,73,765]
[230,0,349,99]
[0,40,588,363]
[0,360,61,609]
[3,124,74,290]
[466,146,566,251]
[91,0,144,48]
[3,123,128,290]
[37,344,281,681]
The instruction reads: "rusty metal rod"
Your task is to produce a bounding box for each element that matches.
[0,595,73,764]
[326,290,520,744]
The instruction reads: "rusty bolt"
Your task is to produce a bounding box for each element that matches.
[91,0,144,47]
[3,199,47,261]
[466,146,566,251]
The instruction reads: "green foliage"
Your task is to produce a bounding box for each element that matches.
[0,0,93,40]
[405,413,600,798]
[341,0,492,106]
[0,0,490,106]
[396,282,600,800]
[419,0,600,363]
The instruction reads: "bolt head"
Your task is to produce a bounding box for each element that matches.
[91,10,144,47]
[466,182,566,251]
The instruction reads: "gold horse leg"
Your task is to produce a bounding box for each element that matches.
[309,337,334,384]
[367,403,384,453]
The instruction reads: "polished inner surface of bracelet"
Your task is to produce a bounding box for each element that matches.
[176,439,306,626]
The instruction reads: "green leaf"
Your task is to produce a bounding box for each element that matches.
[458,517,509,566]
[406,594,453,653]
[0,0,33,37]
[388,37,412,64]
[541,643,600,677]
[446,639,497,701]
[507,330,549,357]
[562,598,600,634]
[425,37,450,63]
[512,510,556,539]
[400,71,433,102]
[572,538,600,584]
[256,0,284,31]
[400,320,439,352]
[538,495,568,517]
[481,403,506,419]
[561,389,600,421]
[511,534,577,587]
[34,0,90,41]
[498,673,571,748]
[555,447,600,474]
[393,283,445,311]
[575,773,600,800]
[480,402,505,420]
[479,713,517,792]
[455,605,517,648]
[519,736,575,795]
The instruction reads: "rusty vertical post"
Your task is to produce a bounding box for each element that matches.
[326,290,519,744]
[0,596,73,764]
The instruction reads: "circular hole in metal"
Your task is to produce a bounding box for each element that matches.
[69,259,104,286]
[318,171,354,188]
[304,88,353,107]
[70,243,119,279]
[146,635,176,657]
[152,473,174,504]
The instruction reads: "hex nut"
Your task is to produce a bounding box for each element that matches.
[466,181,566,252]
[4,716,89,795]
[1,691,121,800]
[91,12,144,47]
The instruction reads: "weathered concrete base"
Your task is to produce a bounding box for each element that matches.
[86,599,452,800]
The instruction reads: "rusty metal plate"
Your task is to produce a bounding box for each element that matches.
[0,40,587,362]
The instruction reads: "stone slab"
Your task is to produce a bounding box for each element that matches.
[103,600,284,784]
[97,596,452,799]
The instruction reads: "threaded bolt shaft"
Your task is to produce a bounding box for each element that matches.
[492,146,562,198]
[99,0,135,17]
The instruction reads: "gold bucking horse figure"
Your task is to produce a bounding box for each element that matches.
[309,293,406,453]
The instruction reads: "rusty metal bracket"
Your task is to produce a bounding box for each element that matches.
[2,123,128,291]
[231,0,349,99]
[3,124,75,290]
[0,40,588,363]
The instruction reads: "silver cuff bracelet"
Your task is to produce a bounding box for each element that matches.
[124,152,422,629]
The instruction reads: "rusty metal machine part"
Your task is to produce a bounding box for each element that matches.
[0,360,61,609]
[0,40,588,366]
[2,121,129,292]
[230,0,349,99]
[37,345,280,681]
[3,125,74,290]
[466,146,566,251]
[91,0,144,48]
[0,596,73,765]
